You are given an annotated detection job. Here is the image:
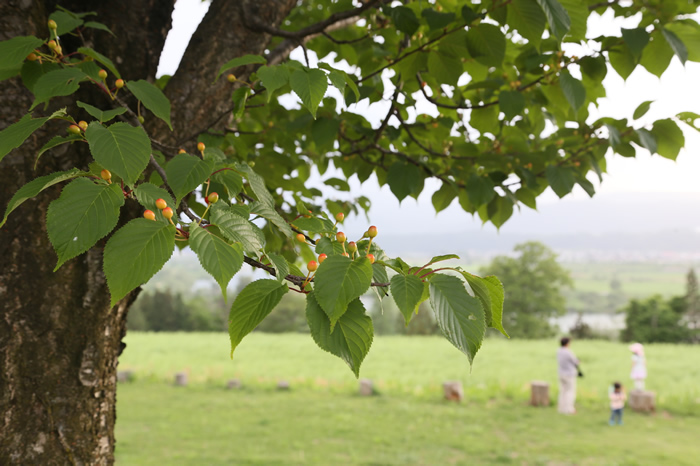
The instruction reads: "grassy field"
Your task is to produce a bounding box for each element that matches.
[115,333,700,464]
[563,262,691,297]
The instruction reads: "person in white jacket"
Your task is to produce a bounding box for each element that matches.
[557,337,580,414]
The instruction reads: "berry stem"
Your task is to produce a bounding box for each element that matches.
[418,267,453,279]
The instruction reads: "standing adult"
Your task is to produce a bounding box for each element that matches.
[629,343,647,390]
[557,337,580,414]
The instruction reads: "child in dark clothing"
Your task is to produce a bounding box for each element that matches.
[609,382,626,426]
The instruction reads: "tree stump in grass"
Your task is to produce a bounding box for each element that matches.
[629,390,655,412]
[174,372,188,387]
[530,381,550,406]
[117,370,134,383]
[443,381,463,402]
[359,379,374,396]
[226,379,242,390]
[277,380,290,390]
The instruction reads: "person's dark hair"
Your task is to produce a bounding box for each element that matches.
[560,337,570,347]
[614,382,621,390]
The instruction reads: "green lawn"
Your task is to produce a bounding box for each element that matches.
[116,333,700,464]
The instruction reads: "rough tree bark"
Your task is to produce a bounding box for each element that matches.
[0,0,295,463]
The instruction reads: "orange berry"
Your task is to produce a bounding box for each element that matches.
[197,142,205,152]
[347,241,357,253]
[367,253,375,264]
[98,69,108,80]
[178,149,186,154]
[48,19,57,30]
[342,252,349,257]
[367,226,378,238]
[296,233,306,243]
[143,210,156,221]
[207,192,219,204]
[336,232,346,243]
[335,212,344,222]
[47,40,57,50]
[100,169,111,181]
[227,74,236,83]
[162,207,174,219]
[307,260,318,272]
[155,198,167,210]
[318,253,327,263]
[115,79,124,89]
[27,52,38,61]
[78,121,88,131]
[67,125,81,135]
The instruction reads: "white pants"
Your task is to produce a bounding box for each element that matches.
[634,379,645,390]
[558,375,577,414]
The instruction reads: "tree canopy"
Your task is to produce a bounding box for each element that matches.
[2,0,699,375]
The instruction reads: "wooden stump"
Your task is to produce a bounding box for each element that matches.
[117,370,134,383]
[443,381,463,402]
[277,380,290,390]
[226,378,242,390]
[530,381,550,407]
[629,390,655,412]
[174,372,188,387]
[359,379,374,396]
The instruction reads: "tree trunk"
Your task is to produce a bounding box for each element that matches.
[0,0,296,463]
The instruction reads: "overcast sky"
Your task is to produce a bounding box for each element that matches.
[157,1,700,237]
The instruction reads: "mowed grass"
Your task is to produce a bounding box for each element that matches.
[563,262,691,297]
[116,334,700,464]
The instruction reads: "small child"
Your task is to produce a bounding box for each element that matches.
[608,382,626,426]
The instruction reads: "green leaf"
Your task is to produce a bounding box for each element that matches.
[232,86,251,119]
[387,161,424,202]
[558,0,587,41]
[315,236,345,256]
[46,178,124,270]
[313,255,373,330]
[535,0,571,39]
[507,0,546,47]
[432,182,457,213]
[559,71,586,113]
[390,274,426,325]
[266,253,289,282]
[126,80,172,130]
[257,65,290,102]
[0,109,67,163]
[621,28,650,58]
[312,118,340,152]
[391,6,420,35]
[640,33,674,78]
[250,201,293,238]
[210,204,265,254]
[35,134,82,168]
[85,122,152,186]
[236,162,275,207]
[103,219,176,306]
[83,21,116,36]
[133,182,175,222]
[651,119,684,160]
[635,128,657,154]
[465,24,506,67]
[677,112,700,132]
[49,10,84,36]
[460,272,508,337]
[427,49,463,87]
[216,54,267,82]
[633,100,653,120]
[77,47,121,79]
[213,169,243,199]
[499,90,526,120]
[662,28,688,65]
[423,254,460,268]
[189,223,243,300]
[545,165,575,198]
[31,68,88,109]
[165,153,213,203]
[422,8,455,31]
[0,36,44,74]
[76,101,127,123]
[666,22,700,62]
[290,68,328,119]
[466,173,495,207]
[429,274,486,365]
[515,188,537,209]
[306,293,373,378]
[1,169,86,228]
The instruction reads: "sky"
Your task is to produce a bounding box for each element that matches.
[156,1,700,237]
